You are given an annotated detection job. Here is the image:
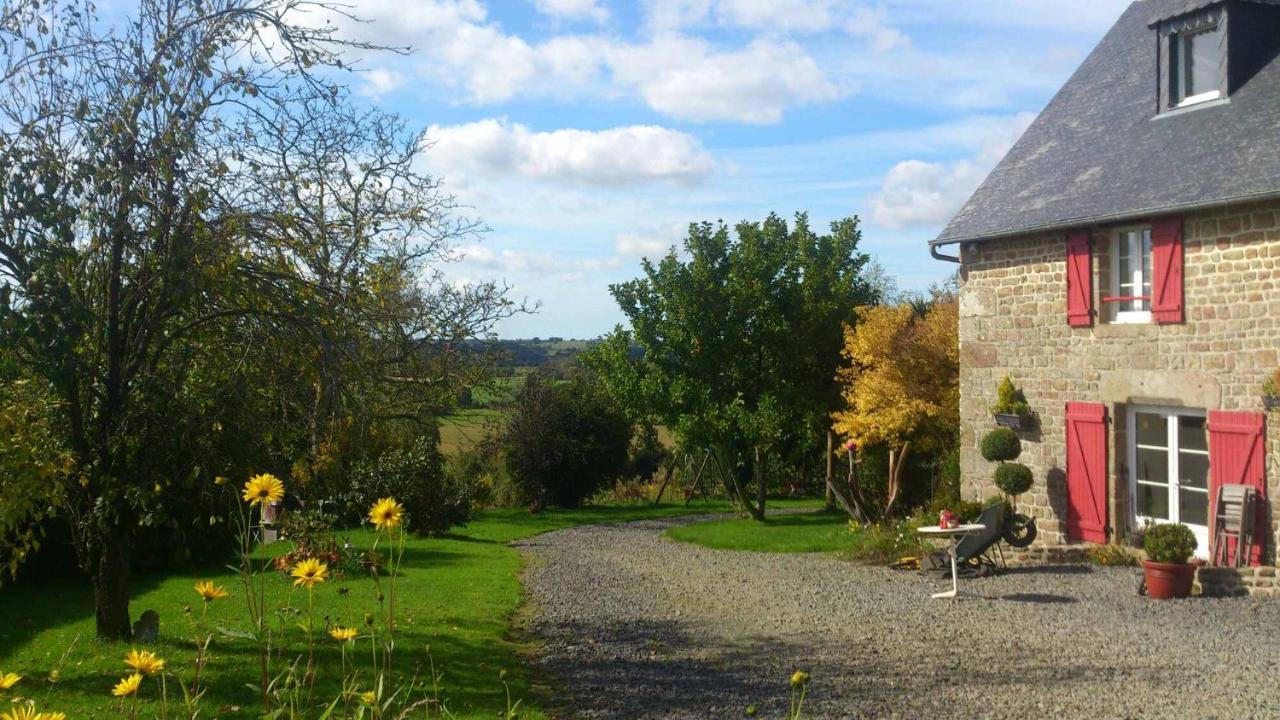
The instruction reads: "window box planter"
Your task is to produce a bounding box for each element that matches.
[992,412,1026,430]
[1263,395,1280,411]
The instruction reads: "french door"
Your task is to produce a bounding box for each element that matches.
[1128,406,1210,557]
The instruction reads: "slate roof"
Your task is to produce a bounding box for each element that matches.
[933,0,1280,246]
[1149,0,1280,24]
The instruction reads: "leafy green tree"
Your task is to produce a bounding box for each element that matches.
[585,213,877,519]
[0,0,518,638]
[502,375,633,509]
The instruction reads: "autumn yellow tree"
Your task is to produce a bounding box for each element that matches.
[832,297,958,518]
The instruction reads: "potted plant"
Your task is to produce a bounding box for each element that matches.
[1263,369,1280,411]
[1141,523,1197,599]
[989,376,1031,429]
[979,427,1038,547]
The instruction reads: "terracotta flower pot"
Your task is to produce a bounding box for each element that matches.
[1142,559,1195,599]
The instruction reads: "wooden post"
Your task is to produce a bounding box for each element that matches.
[825,431,835,509]
[651,462,675,506]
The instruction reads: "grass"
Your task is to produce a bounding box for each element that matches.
[666,507,848,554]
[438,408,506,456]
[0,499,812,719]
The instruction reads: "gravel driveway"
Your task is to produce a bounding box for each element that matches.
[516,515,1280,719]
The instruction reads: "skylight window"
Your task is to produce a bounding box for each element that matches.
[1170,23,1223,107]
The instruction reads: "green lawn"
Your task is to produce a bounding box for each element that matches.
[0,500,824,719]
[666,508,849,554]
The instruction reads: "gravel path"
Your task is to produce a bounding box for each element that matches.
[516,515,1280,719]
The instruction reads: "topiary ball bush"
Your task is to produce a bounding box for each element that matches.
[980,427,1022,462]
[1143,523,1197,564]
[994,462,1034,497]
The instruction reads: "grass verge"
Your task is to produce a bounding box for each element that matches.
[0,499,798,719]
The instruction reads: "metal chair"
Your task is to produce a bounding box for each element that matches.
[1211,484,1256,567]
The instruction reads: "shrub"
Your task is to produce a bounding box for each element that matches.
[502,374,632,509]
[989,375,1030,416]
[994,462,1034,497]
[980,427,1022,462]
[845,517,934,565]
[343,429,472,536]
[1263,368,1280,396]
[1143,523,1197,564]
[1087,543,1139,567]
[628,423,669,482]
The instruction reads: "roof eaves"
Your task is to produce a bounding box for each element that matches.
[929,188,1280,247]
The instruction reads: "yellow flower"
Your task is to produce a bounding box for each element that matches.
[124,649,165,675]
[37,712,66,720]
[0,672,20,691]
[194,580,229,602]
[214,475,228,486]
[790,670,810,688]
[112,673,143,697]
[242,473,284,506]
[359,690,376,706]
[0,703,38,720]
[328,627,358,642]
[367,497,404,531]
[290,558,328,588]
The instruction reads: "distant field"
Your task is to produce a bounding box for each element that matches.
[439,408,506,455]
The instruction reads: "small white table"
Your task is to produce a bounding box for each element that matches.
[916,524,986,600]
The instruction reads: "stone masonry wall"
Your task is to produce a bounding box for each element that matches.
[957,199,1280,563]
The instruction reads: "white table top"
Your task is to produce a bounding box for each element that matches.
[916,523,985,536]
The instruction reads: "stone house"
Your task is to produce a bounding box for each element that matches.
[931,0,1280,567]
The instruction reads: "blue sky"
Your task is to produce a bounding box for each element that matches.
[327,0,1132,338]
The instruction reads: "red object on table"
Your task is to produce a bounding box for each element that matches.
[938,509,958,529]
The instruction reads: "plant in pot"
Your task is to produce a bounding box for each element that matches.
[989,376,1031,429]
[1263,369,1280,411]
[979,427,1038,548]
[1141,523,1198,599]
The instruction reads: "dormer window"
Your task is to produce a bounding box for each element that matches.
[1154,3,1229,114]
[1170,23,1223,106]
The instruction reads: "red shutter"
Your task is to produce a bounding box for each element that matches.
[1150,218,1184,324]
[1065,402,1108,542]
[1207,411,1267,566]
[1065,232,1093,327]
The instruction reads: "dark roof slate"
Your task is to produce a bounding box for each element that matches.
[934,0,1280,246]
[1149,0,1280,24]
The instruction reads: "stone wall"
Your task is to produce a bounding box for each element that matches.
[956,199,1280,562]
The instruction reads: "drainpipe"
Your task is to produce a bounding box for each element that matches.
[930,243,960,263]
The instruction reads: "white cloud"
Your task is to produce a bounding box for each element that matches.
[426,119,717,187]
[358,67,406,96]
[869,112,1035,229]
[713,0,836,33]
[615,222,685,258]
[456,243,619,281]
[845,6,909,52]
[533,0,609,23]
[609,36,846,124]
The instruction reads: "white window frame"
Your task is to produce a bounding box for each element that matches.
[1172,24,1223,109]
[1108,226,1152,324]
[1127,405,1210,558]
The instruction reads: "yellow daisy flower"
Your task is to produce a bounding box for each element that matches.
[0,703,38,720]
[368,497,404,531]
[290,558,328,588]
[242,473,285,506]
[112,673,143,697]
[359,690,377,706]
[124,649,165,675]
[790,670,810,688]
[194,580,230,602]
[328,627,358,642]
[0,672,20,691]
[38,711,66,720]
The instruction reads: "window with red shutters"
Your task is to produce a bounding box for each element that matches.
[1207,411,1267,567]
[1150,218,1185,324]
[1065,232,1093,327]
